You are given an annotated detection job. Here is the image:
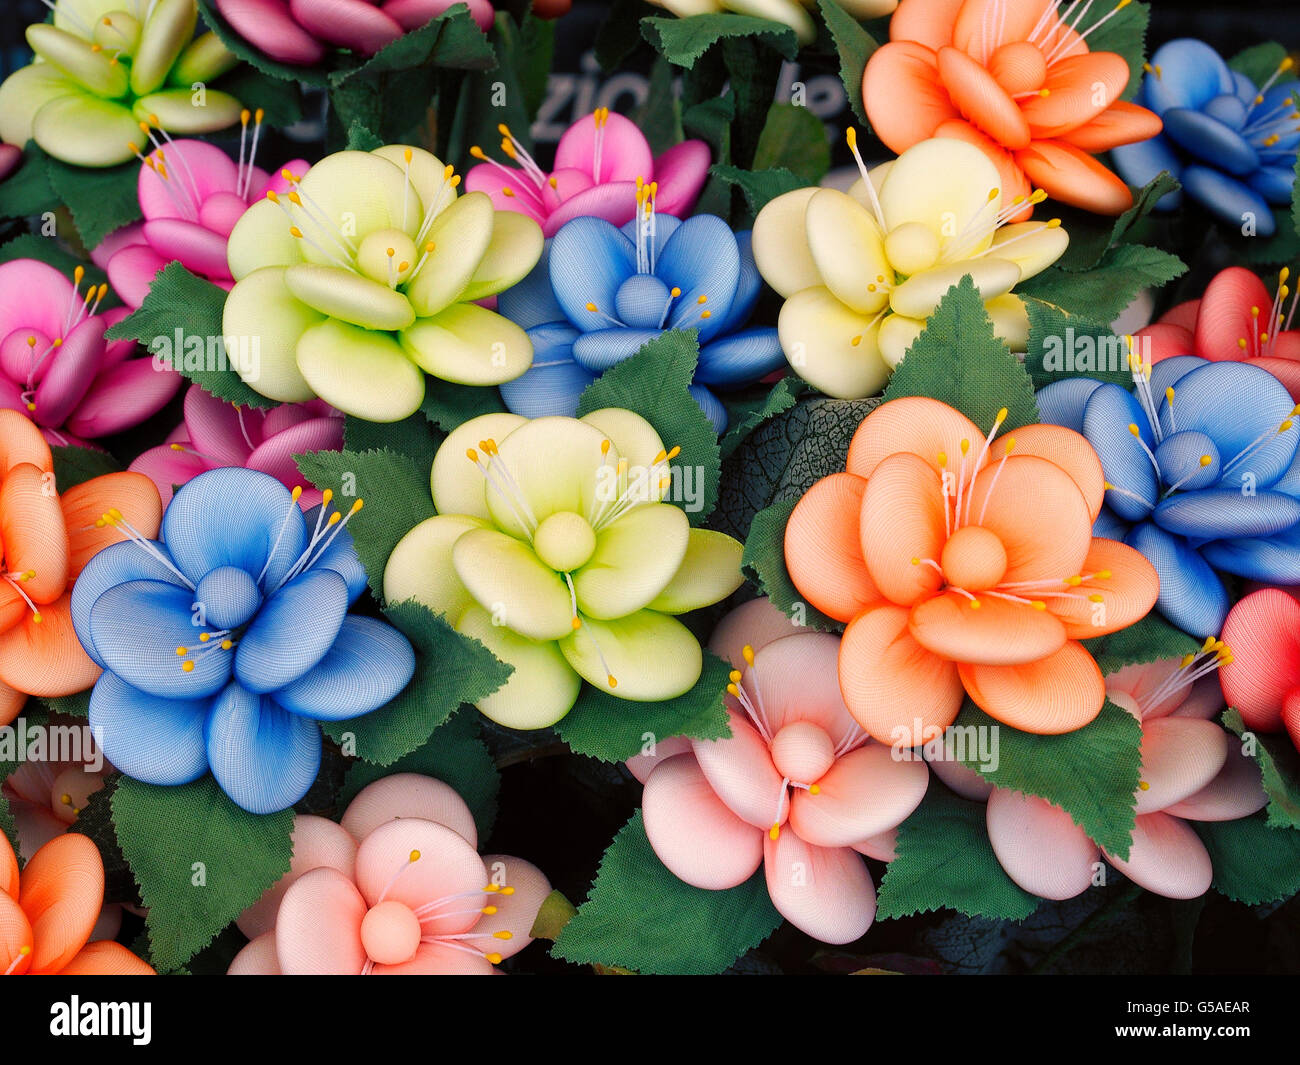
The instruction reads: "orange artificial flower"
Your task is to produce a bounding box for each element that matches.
[0,410,161,726]
[784,397,1159,743]
[1,831,153,975]
[863,0,1162,216]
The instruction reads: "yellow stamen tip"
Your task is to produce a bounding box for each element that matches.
[175,646,187,656]
[1138,781,1150,791]
[1031,600,1046,610]
[742,644,755,666]
[494,930,513,940]
[221,640,233,651]
[181,661,194,672]
[809,784,820,795]
[1199,455,1212,467]
[969,599,981,609]
[769,823,781,840]
[410,850,421,862]
[482,906,498,916]
[486,953,503,965]
[607,675,618,689]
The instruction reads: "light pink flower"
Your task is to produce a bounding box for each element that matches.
[96,135,309,310]
[631,598,929,945]
[0,259,180,445]
[228,774,551,975]
[128,384,343,507]
[465,109,711,238]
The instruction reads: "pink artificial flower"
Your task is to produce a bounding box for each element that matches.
[932,654,1266,901]
[0,144,21,183]
[631,598,929,946]
[465,109,711,238]
[1137,265,1300,400]
[129,384,344,507]
[96,130,309,310]
[0,259,180,446]
[227,774,551,975]
[1220,587,1300,754]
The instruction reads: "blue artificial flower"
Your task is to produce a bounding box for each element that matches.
[1038,358,1300,637]
[496,206,785,432]
[70,468,415,815]
[1112,39,1299,237]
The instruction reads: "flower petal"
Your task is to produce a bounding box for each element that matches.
[205,682,322,815]
[273,616,416,720]
[986,788,1099,900]
[764,831,875,945]
[959,640,1105,733]
[789,744,929,847]
[275,867,368,975]
[785,472,881,622]
[560,610,702,701]
[1103,811,1212,899]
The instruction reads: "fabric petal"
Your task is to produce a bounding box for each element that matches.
[764,831,875,945]
[1103,811,1212,899]
[18,833,101,974]
[273,616,415,720]
[274,867,368,975]
[986,788,1099,900]
[959,641,1105,733]
[88,670,211,786]
[784,473,880,622]
[789,744,929,848]
[205,683,322,815]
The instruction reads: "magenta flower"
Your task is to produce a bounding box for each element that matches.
[0,260,180,446]
[95,127,309,309]
[465,109,711,238]
[129,384,343,507]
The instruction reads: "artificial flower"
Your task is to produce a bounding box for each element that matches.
[932,652,1265,900]
[384,410,745,728]
[1136,265,1300,400]
[221,144,543,422]
[69,467,416,814]
[497,192,783,430]
[129,384,343,506]
[1,831,153,975]
[96,130,310,309]
[644,0,898,46]
[1112,40,1299,237]
[228,773,550,974]
[0,144,20,184]
[1220,587,1300,753]
[752,136,1068,397]
[0,410,162,728]
[863,0,1161,216]
[1037,356,1300,637]
[0,260,180,445]
[465,109,710,238]
[633,598,927,945]
[0,0,242,168]
[784,396,1159,744]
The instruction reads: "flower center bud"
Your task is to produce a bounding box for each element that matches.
[941,525,1008,592]
[50,767,105,825]
[770,721,836,783]
[533,511,596,572]
[360,900,422,966]
[884,221,940,277]
[94,11,142,57]
[356,228,418,286]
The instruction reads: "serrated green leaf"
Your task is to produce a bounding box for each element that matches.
[112,775,293,972]
[709,163,806,217]
[41,689,92,719]
[338,707,499,838]
[1017,244,1187,323]
[951,698,1142,859]
[344,413,442,469]
[741,500,842,632]
[882,276,1039,432]
[421,381,507,434]
[553,809,781,974]
[1080,611,1199,675]
[575,329,721,526]
[554,651,731,762]
[216,65,304,128]
[0,143,56,219]
[1228,42,1298,88]
[752,103,830,185]
[504,11,556,121]
[642,14,799,68]
[1193,814,1300,905]
[322,599,512,766]
[877,784,1039,920]
[294,447,435,600]
[331,5,496,85]
[720,376,801,459]
[104,262,277,408]
[70,777,136,903]
[52,445,121,492]
[345,121,384,152]
[1223,708,1300,831]
[1023,296,1135,389]
[1083,0,1148,101]
[46,157,141,249]
[1054,171,1182,272]
[818,0,878,124]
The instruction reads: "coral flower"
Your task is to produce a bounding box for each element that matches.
[1,831,153,975]
[633,598,927,945]
[932,652,1264,900]
[129,384,343,507]
[1135,265,1300,401]
[0,260,180,446]
[784,396,1159,744]
[465,111,710,239]
[1112,41,1299,237]
[227,773,550,975]
[384,410,744,728]
[0,0,242,168]
[752,136,1068,398]
[1220,587,1300,753]
[863,0,1161,216]
[644,0,898,46]
[0,410,162,728]
[96,131,310,310]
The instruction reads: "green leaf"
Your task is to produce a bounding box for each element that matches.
[1017,244,1187,323]
[344,413,441,469]
[104,263,277,408]
[500,11,556,121]
[52,445,122,492]
[553,810,781,974]
[0,143,56,219]
[752,103,830,185]
[635,56,686,157]
[1228,42,1298,88]
[576,329,721,527]
[216,65,304,128]
[293,447,435,600]
[950,698,1143,859]
[1083,0,1148,101]
[46,156,141,249]
[112,775,293,972]
[331,6,496,85]
[321,600,512,766]
[554,651,732,762]
[41,690,92,719]
[882,276,1039,432]
[709,163,805,217]
[1193,814,1300,905]
[345,121,384,152]
[818,0,878,125]
[1080,611,1199,675]
[421,381,507,434]
[877,784,1039,920]
[642,14,799,68]
[741,500,842,632]
[339,708,500,839]
[1023,297,1135,390]
[1223,709,1300,831]
[720,376,802,459]
[1055,170,1181,273]
[70,777,136,903]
